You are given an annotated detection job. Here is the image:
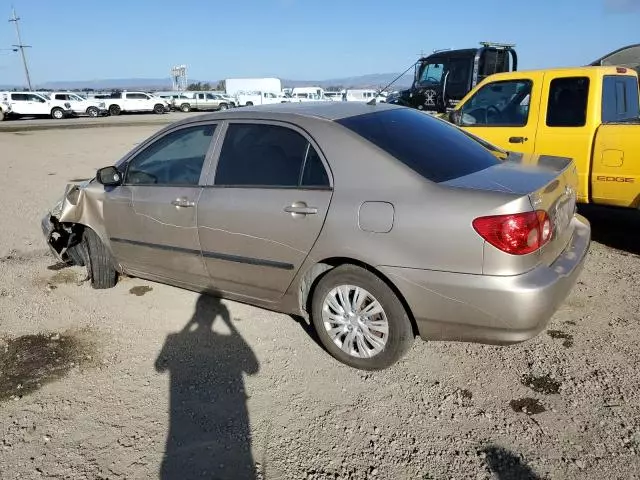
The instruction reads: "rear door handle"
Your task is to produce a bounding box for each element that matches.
[284,202,317,216]
[508,136,528,144]
[171,197,195,208]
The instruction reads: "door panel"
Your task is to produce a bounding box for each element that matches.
[103,123,219,287]
[197,189,331,300]
[533,75,594,204]
[459,74,544,155]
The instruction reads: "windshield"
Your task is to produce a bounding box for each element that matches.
[417,61,445,86]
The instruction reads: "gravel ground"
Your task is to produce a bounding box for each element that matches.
[0,126,639,480]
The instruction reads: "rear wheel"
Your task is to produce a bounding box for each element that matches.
[51,108,64,119]
[180,103,191,112]
[245,101,253,106]
[311,264,414,370]
[83,228,117,289]
[153,103,165,114]
[86,106,99,117]
[109,104,121,116]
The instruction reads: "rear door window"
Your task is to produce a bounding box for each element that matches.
[601,75,640,123]
[214,123,329,188]
[546,77,589,127]
[337,108,499,183]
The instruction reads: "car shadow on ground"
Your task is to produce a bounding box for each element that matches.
[578,204,640,256]
[481,445,541,480]
[154,294,260,480]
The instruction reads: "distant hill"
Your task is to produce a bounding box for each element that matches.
[1,72,414,91]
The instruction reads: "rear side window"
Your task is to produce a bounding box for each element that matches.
[546,77,589,127]
[337,108,499,183]
[215,123,329,188]
[601,75,640,123]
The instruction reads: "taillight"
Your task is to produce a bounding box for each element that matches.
[472,210,553,255]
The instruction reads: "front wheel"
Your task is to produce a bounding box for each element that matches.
[218,103,228,111]
[245,101,253,106]
[109,104,121,116]
[83,228,117,289]
[153,103,165,114]
[0,109,4,121]
[86,106,99,117]
[51,108,65,119]
[180,103,191,112]
[311,264,414,370]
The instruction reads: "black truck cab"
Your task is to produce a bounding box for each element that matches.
[390,42,517,113]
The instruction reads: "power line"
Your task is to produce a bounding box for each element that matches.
[8,6,32,90]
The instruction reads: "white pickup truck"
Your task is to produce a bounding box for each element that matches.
[98,91,170,116]
[47,92,108,117]
[236,91,290,107]
[0,91,74,120]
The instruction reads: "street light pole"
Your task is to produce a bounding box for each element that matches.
[8,7,32,91]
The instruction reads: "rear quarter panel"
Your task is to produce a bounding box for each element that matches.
[591,124,640,207]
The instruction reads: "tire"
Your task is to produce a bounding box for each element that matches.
[153,103,165,114]
[66,243,86,266]
[245,101,253,106]
[109,104,121,116]
[218,103,228,111]
[86,106,99,117]
[0,109,4,121]
[51,108,64,119]
[310,264,414,370]
[83,228,117,289]
[180,103,191,113]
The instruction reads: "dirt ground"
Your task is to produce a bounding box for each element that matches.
[0,125,639,480]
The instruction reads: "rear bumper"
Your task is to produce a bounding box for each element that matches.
[380,214,591,345]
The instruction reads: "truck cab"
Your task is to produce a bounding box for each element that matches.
[390,42,517,113]
[448,65,640,209]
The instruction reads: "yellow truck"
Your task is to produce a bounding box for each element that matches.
[446,65,640,208]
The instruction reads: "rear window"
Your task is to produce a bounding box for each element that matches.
[602,75,640,123]
[336,108,500,183]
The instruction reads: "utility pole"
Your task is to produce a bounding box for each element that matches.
[8,7,32,91]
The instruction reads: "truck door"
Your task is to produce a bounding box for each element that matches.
[534,75,595,204]
[590,74,640,207]
[456,73,543,155]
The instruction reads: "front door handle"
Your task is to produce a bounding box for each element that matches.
[508,136,528,144]
[171,197,195,208]
[284,202,317,216]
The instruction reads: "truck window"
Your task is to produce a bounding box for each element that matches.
[601,75,640,123]
[546,77,589,127]
[418,63,444,85]
[459,79,532,127]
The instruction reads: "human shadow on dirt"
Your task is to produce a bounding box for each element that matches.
[155,294,260,480]
[578,204,640,256]
[481,445,541,480]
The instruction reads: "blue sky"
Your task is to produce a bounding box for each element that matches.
[0,0,638,84]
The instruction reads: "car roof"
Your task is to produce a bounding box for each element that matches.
[174,101,404,126]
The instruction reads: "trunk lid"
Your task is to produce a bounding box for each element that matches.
[442,154,579,266]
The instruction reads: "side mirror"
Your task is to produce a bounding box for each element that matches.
[448,109,462,125]
[96,166,122,186]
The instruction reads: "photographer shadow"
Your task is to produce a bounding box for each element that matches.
[155,294,259,479]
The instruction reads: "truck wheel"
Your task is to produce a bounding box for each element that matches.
[245,101,253,106]
[86,107,99,117]
[180,103,191,112]
[83,228,117,289]
[109,104,121,116]
[51,108,65,119]
[153,104,165,114]
[0,109,4,121]
[219,103,228,111]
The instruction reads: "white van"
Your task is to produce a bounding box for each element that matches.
[344,89,386,103]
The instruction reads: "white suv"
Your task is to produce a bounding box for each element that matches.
[0,91,74,120]
[48,92,107,117]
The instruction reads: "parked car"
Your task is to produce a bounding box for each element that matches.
[101,91,170,116]
[41,102,590,370]
[47,92,108,117]
[171,92,236,112]
[0,91,73,120]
